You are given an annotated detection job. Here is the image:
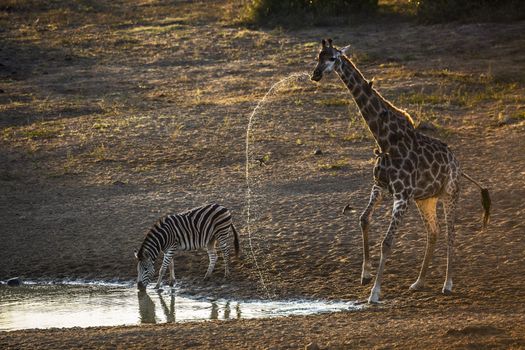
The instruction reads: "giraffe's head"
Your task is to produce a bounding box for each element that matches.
[134,249,155,291]
[311,38,349,82]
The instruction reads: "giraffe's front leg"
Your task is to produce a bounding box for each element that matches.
[369,197,408,304]
[359,185,383,285]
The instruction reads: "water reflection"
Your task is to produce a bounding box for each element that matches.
[137,290,244,324]
[157,291,175,323]
[137,290,156,324]
[0,282,357,331]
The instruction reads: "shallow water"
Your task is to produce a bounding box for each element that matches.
[0,281,359,331]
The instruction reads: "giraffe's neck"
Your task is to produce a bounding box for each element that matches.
[335,56,413,154]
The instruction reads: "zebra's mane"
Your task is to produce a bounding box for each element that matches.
[137,215,171,260]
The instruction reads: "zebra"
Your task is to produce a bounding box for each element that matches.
[134,203,240,290]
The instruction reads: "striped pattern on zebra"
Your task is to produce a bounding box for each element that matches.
[134,203,240,290]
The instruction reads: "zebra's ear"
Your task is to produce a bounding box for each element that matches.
[134,249,139,259]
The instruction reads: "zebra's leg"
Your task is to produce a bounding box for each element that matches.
[360,184,383,285]
[168,257,175,287]
[204,241,218,279]
[442,186,459,295]
[155,251,173,289]
[368,196,409,304]
[218,235,232,278]
[410,197,439,291]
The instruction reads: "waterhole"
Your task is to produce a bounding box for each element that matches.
[0,281,359,331]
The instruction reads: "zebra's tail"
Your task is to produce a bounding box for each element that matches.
[461,172,491,228]
[231,224,240,257]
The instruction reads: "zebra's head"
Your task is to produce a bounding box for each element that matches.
[134,249,154,291]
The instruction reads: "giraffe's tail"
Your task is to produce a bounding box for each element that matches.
[461,172,491,228]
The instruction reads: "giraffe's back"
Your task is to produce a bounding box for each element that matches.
[412,132,460,199]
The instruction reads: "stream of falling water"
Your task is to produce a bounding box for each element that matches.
[244,72,311,299]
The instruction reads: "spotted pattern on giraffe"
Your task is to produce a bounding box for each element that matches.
[311,38,491,303]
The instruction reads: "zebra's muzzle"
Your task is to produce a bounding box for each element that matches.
[137,281,146,291]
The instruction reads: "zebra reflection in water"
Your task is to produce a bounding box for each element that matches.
[210,301,242,320]
[137,290,174,324]
[137,291,241,323]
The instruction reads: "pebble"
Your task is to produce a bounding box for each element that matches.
[313,148,323,156]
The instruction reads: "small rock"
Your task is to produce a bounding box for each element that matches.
[7,277,22,286]
[113,180,126,186]
[305,342,320,350]
[313,148,323,156]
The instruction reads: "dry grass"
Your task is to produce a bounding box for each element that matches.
[1,1,524,349]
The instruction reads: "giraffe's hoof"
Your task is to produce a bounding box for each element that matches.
[361,276,372,285]
[368,294,380,304]
[409,280,425,291]
[442,288,453,295]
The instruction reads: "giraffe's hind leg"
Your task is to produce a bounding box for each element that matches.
[359,185,383,285]
[442,187,459,295]
[410,197,439,291]
[204,240,218,279]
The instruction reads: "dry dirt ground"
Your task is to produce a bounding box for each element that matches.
[1,0,524,349]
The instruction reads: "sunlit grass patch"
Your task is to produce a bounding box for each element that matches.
[318,159,349,171]
[124,24,185,35]
[315,98,351,107]
[89,143,109,162]
[2,121,65,141]
[398,80,523,109]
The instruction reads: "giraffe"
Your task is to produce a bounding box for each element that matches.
[311,39,491,303]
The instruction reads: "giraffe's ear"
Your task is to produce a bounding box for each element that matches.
[340,45,351,56]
